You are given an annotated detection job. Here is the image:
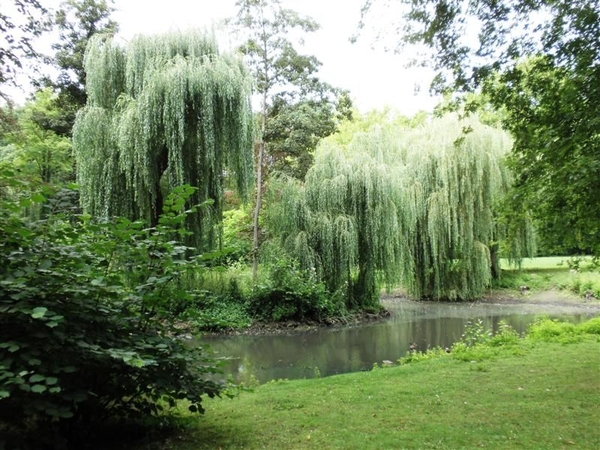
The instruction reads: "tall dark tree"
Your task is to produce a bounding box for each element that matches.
[229,0,352,281]
[39,0,118,135]
[357,0,600,256]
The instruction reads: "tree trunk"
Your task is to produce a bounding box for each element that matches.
[490,243,501,280]
[252,139,265,282]
[252,43,269,284]
[150,148,169,228]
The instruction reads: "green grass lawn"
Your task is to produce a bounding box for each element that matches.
[134,327,600,450]
[496,256,600,298]
[500,256,597,271]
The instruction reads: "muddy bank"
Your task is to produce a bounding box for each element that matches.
[382,288,600,314]
[199,309,391,337]
[196,288,599,338]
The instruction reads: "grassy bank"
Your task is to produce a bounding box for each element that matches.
[497,256,600,299]
[133,319,600,450]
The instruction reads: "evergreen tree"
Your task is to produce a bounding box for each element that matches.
[39,0,119,136]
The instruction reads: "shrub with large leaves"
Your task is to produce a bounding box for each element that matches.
[0,178,222,443]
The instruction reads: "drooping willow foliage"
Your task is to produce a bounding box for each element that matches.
[73,31,254,249]
[268,127,407,309]
[398,116,534,300]
[269,115,534,304]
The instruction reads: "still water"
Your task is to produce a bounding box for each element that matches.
[202,298,599,384]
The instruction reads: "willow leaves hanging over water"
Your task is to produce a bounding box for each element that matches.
[73,31,254,249]
[270,115,534,303]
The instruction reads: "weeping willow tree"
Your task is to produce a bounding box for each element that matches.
[399,116,534,300]
[269,115,534,304]
[72,31,254,249]
[268,127,407,309]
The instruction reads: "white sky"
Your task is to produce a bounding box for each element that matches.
[10,0,440,115]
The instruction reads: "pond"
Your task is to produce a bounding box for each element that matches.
[201,297,600,384]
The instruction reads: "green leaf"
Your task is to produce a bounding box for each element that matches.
[49,387,62,394]
[45,407,71,418]
[45,377,58,385]
[0,390,10,398]
[8,344,19,353]
[29,374,46,383]
[91,278,105,286]
[28,358,42,366]
[70,391,88,402]
[39,259,52,270]
[31,193,46,203]
[31,384,47,393]
[31,307,48,319]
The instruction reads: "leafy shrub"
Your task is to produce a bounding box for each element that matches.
[221,208,253,264]
[459,319,492,347]
[527,318,582,343]
[182,284,252,331]
[488,320,521,347]
[451,320,525,361]
[0,184,224,445]
[577,317,600,334]
[398,347,449,365]
[247,258,343,322]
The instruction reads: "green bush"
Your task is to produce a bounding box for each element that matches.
[527,318,582,343]
[247,259,343,322]
[182,283,252,331]
[577,317,600,334]
[0,184,223,446]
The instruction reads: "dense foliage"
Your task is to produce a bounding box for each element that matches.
[73,31,254,249]
[358,0,600,256]
[0,89,72,184]
[247,259,343,322]
[270,115,533,303]
[229,0,352,281]
[0,179,223,446]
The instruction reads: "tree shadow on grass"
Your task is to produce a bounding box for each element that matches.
[123,417,253,450]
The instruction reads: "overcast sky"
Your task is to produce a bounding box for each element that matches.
[12,0,440,115]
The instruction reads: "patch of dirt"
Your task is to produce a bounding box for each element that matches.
[477,288,600,309]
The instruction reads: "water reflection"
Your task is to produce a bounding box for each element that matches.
[201,299,599,384]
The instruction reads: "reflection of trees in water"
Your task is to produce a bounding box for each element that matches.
[205,304,595,383]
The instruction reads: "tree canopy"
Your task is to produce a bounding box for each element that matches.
[0,88,72,184]
[357,0,600,256]
[73,31,254,249]
[269,115,533,304]
[229,0,352,280]
[0,1,49,101]
[37,0,119,136]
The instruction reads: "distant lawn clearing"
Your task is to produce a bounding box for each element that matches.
[501,256,595,271]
